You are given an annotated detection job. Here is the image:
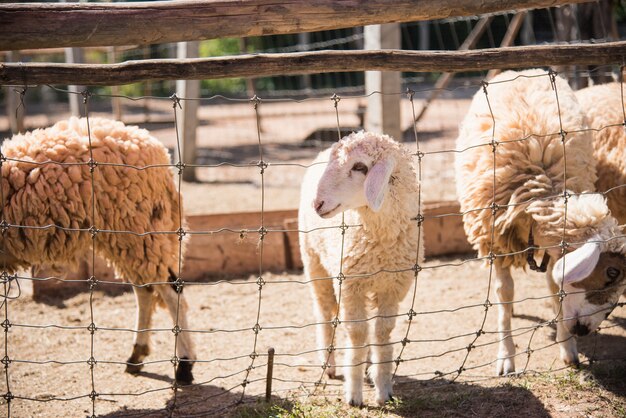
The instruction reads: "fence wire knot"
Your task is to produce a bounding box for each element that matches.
[412,264,422,274]
[548,69,558,89]
[415,150,424,160]
[487,252,496,265]
[476,329,484,337]
[336,272,345,284]
[87,275,98,290]
[406,88,415,100]
[414,214,425,226]
[87,356,96,367]
[172,325,182,336]
[252,323,261,334]
[171,355,179,366]
[250,94,262,110]
[89,226,99,239]
[339,222,348,235]
[81,89,92,104]
[481,80,489,95]
[256,276,265,288]
[483,299,492,310]
[330,93,341,107]
[1,319,11,331]
[176,227,186,242]
[3,391,13,402]
[175,161,185,175]
[490,203,500,215]
[87,158,97,173]
[326,344,335,353]
[558,289,567,302]
[257,160,268,174]
[401,337,410,347]
[559,129,567,142]
[174,278,184,293]
[331,317,340,328]
[89,390,98,401]
[394,357,402,366]
[1,355,10,366]
[0,270,11,285]
[407,309,417,320]
[490,139,499,152]
[87,322,97,334]
[257,226,267,241]
[170,93,182,109]
[0,220,9,235]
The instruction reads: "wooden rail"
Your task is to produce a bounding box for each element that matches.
[2,42,624,86]
[0,0,590,51]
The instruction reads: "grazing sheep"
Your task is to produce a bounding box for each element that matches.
[455,69,626,375]
[1,117,196,384]
[299,131,422,406]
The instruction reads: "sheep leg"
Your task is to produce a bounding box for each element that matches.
[154,284,197,385]
[545,268,579,366]
[370,292,399,406]
[341,290,368,406]
[494,260,516,375]
[125,286,156,374]
[308,263,338,379]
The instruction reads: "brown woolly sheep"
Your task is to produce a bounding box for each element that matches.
[456,70,626,375]
[1,117,195,384]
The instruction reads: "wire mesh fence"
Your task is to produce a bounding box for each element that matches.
[1,62,626,416]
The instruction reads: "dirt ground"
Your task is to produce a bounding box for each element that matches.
[2,257,626,417]
[1,94,626,416]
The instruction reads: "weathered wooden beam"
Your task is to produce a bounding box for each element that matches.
[0,0,592,51]
[1,42,624,87]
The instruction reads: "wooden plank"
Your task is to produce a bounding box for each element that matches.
[2,41,625,86]
[30,202,472,298]
[0,0,590,51]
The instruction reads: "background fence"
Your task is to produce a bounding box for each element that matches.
[2,1,626,417]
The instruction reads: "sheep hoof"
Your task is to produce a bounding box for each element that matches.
[125,362,143,375]
[175,358,194,385]
[496,358,515,376]
[348,398,363,407]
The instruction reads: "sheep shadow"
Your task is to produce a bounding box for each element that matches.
[97,381,291,417]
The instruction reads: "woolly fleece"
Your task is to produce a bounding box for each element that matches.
[0,117,183,284]
[455,69,619,267]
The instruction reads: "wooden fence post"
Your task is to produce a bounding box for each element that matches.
[175,41,200,182]
[364,24,402,142]
[5,51,25,134]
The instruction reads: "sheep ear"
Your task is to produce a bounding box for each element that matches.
[364,156,395,212]
[552,241,601,285]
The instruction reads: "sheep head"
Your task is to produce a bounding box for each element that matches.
[312,132,397,219]
[551,239,626,337]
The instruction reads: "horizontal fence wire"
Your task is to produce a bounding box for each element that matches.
[1,63,626,417]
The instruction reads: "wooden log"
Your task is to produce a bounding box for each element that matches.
[2,41,625,86]
[0,0,591,51]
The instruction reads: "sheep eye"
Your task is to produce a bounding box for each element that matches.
[351,162,368,175]
[606,266,621,282]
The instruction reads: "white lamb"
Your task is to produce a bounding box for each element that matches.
[299,131,422,406]
[1,117,196,384]
[455,69,626,375]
